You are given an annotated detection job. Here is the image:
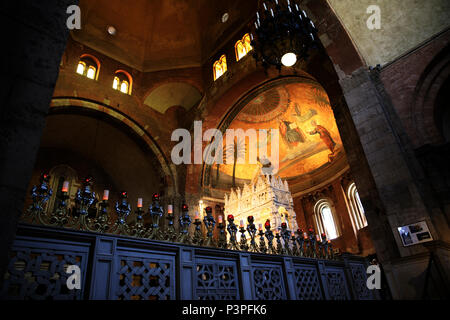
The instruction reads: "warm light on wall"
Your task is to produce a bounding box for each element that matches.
[76,54,100,80]
[112,70,132,95]
[235,33,253,61]
[213,55,227,81]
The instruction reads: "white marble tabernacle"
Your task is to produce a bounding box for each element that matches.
[224,172,298,232]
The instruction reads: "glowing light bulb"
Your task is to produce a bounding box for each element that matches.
[281,52,297,67]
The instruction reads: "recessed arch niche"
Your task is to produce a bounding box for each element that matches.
[202,76,349,195]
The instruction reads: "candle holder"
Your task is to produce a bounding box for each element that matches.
[163,211,177,242]
[111,191,131,235]
[92,200,110,233]
[239,225,249,251]
[192,216,203,246]
[130,206,147,238]
[73,176,97,231]
[178,204,192,244]
[246,216,258,252]
[308,228,317,258]
[291,233,299,256]
[281,222,291,255]
[27,173,52,225]
[296,229,305,257]
[226,215,239,251]
[50,191,70,227]
[217,218,227,249]
[148,194,164,240]
[258,227,267,254]
[318,233,327,259]
[275,231,284,255]
[203,207,216,247]
[328,241,334,260]
[264,220,275,255]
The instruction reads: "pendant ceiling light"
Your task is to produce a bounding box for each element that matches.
[251,0,319,70]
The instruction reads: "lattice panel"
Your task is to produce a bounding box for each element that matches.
[325,267,350,300]
[252,264,286,300]
[195,259,239,300]
[115,257,174,300]
[293,266,323,300]
[349,263,373,300]
[1,245,87,300]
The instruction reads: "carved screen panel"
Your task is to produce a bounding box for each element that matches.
[325,266,350,300]
[293,265,323,300]
[195,258,239,300]
[114,251,175,300]
[252,263,286,300]
[1,238,89,300]
[349,262,374,300]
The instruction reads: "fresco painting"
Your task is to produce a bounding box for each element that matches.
[218,81,343,181]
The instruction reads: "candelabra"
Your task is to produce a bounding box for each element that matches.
[24,172,339,261]
[328,241,334,260]
[130,205,147,238]
[203,207,216,247]
[92,200,110,233]
[275,232,284,255]
[258,227,267,253]
[178,204,192,244]
[217,217,227,249]
[246,216,258,252]
[73,176,97,231]
[148,194,164,240]
[239,223,249,251]
[281,222,291,255]
[27,173,52,225]
[296,229,305,257]
[192,215,203,246]
[264,220,275,255]
[291,232,299,256]
[50,188,71,227]
[227,215,239,250]
[251,0,319,71]
[308,228,317,258]
[163,210,177,242]
[111,191,131,235]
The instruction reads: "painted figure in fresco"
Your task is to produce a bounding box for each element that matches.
[279,120,306,148]
[292,104,317,124]
[309,120,336,162]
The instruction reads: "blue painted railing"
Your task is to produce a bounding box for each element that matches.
[1,223,378,300]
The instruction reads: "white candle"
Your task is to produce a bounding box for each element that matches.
[137,198,143,208]
[194,212,200,220]
[103,190,109,201]
[240,220,244,228]
[62,181,69,193]
[218,215,223,224]
[168,205,173,214]
[258,224,263,231]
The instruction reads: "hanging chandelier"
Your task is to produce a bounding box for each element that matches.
[251,0,319,70]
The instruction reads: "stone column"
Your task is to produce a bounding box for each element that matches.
[0,1,78,287]
[339,67,450,298]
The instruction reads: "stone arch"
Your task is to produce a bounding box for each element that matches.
[412,44,450,146]
[49,97,178,197]
[143,82,203,114]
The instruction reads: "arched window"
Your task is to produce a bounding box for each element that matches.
[76,54,100,80]
[235,33,253,61]
[112,70,132,94]
[314,199,339,240]
[213,55,227,81]
[347,183,368,231]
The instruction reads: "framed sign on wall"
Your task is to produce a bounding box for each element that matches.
[397,221,433,247]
